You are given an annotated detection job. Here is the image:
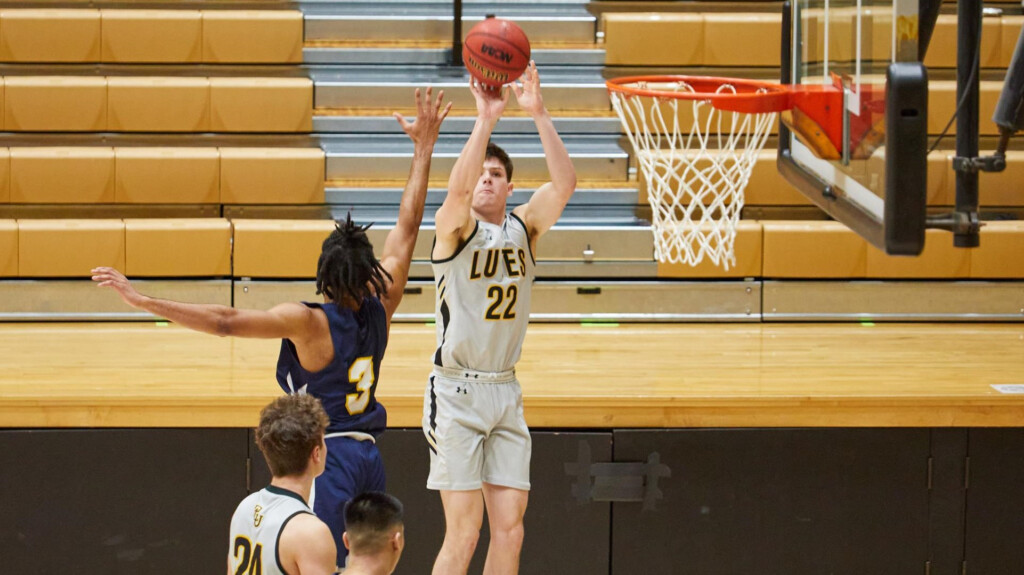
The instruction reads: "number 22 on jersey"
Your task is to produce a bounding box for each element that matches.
[485,284,518,320]
[347,356,375,415]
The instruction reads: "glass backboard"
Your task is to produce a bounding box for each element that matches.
[780,0,929,254]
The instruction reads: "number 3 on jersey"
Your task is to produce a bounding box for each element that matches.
[347,357,375,415]
[485,284,518,320]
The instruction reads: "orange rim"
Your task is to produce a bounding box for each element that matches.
[606,75,794,114]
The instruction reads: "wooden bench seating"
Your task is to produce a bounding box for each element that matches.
[1,76,312,133]
[0,9,302,64]
[7,218,231,277]
[136,219,1024,280]
[603,12,1023,69]
[0,145,1018,208]
[0,147,323,205]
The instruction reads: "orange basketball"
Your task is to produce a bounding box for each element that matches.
[463,17,531,89]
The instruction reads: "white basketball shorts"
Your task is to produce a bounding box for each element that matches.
[422,367,531,491]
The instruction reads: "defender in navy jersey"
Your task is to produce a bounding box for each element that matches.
[274,294,390,565]
[94,87,451,569]
[426,62,577,575]
[277,298,389,437]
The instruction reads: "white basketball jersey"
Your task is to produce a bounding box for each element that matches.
[432,214,535,372]
[228,485,313,575]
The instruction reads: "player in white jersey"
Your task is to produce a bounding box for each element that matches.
[229,394,337,575]
[425,61,577,575]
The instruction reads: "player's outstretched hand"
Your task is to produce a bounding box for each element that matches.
[469,77,509,122]
[394,86,452,148]
[512,61,545,117]
[91,267,147,308]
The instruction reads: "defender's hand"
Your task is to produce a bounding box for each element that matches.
[91,267,147,309]
[394,87,452,147]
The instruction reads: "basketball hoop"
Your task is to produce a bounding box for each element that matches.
[607,75,793,269]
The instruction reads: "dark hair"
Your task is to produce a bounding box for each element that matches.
[485,142,513,182]
[254,394,329,478]
[316,214,393,304]
[344,492,404,554]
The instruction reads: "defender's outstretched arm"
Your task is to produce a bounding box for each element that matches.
[92,266,316,339]
[379,87,452,323]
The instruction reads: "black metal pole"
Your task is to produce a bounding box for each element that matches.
[452,0,463,67]
[779,1,793,153]
[918,0,943,61]
[954,0,981,247]
[780,1,792,86]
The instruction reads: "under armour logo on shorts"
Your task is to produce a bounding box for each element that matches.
[455,386,468,395]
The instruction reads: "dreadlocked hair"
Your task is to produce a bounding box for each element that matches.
[316,214,392,304]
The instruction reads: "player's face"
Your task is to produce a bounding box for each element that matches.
[472,158,513,214]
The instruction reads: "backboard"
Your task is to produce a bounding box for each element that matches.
[779,0,930,254]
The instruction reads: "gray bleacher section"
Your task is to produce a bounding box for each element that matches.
[278,0,726,322]
[303,0,635,229]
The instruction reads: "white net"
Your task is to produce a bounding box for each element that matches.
[610,80,777,269]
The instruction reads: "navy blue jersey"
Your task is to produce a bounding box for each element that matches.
[276,298,389,436]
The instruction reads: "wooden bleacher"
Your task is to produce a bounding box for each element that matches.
[0,2,1018,323]
[0,8,302,63]
[3,217,1022,282]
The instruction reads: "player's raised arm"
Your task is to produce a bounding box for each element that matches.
[379,87,451,322]
[511,61,577,239]
[91,267,317,340]
[433,80,509,257]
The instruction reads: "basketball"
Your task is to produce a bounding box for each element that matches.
[463,16,531,89]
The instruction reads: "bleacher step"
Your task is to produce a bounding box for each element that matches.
[304,15,596,44]
[304,46,604,66]
[313,67,610,112]
[320,134,629,181]
[313,114,621,135]
[302,1,595,43]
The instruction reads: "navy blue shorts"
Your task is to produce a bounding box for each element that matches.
[313,435,385,566]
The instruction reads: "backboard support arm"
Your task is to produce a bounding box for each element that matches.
[952,0,982,247]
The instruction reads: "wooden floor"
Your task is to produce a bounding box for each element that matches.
[2,322,1023,428]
